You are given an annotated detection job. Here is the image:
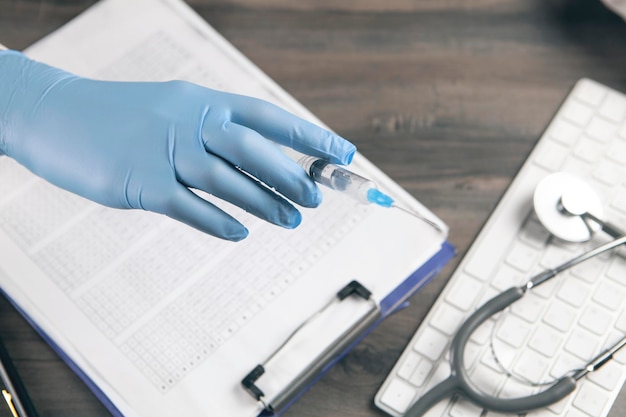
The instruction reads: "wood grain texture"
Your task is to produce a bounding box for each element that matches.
[1,0,626,416]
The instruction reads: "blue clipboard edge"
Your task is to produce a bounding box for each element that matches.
[0,286,125,417]
[380,241,457,317]
[266,240,457,416]
[0,240,455,417]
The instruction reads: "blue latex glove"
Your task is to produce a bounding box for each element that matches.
[0,51,355,241]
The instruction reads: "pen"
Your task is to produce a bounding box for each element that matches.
[0,335,38,417]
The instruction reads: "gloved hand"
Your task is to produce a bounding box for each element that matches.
[0,51,355,241]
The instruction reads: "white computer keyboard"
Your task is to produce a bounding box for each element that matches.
[375,78,626,417]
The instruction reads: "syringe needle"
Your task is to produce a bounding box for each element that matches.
[391,204,444,233]
[368,188,444,232]
[298,156,444,233]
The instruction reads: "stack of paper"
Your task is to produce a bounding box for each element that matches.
[0,0,453,416]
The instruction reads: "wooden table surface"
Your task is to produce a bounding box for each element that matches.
[2,1,626,416]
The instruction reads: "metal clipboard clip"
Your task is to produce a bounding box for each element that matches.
[241,280,381,414]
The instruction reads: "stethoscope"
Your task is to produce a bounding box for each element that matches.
[405,172,626,417]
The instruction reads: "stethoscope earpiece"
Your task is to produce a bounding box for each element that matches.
[533,172,604,243]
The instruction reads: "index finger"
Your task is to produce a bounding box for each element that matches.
[226,94,356,165]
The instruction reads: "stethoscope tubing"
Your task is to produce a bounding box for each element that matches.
[405,287,578,416]
[405,232,626,417]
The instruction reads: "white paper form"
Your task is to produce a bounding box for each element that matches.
[0,0,448,416]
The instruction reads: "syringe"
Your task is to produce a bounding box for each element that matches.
[298,156,443,232]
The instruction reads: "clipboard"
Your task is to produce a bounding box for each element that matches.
[242,281,381,413]
[0,1,456,416]
[0,239,454,417]
[242,242,455,416]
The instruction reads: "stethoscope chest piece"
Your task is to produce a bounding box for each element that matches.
[533,172,604,243]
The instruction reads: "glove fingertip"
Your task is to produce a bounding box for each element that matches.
[305,186,323,208]
[163,186,250,241]
[340,142,357,165]
[322,134,356,165]
[281,209,302,229]
[225,225,249,241]
[194,214,249,241]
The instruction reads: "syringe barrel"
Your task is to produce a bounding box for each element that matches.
[298,156,375,204]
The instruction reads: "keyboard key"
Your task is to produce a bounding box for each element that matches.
[592,162,623,186]
[606,141,626,165]
[576,79,607,107]
[482,342,516,372]
[449,397,483,417]
[505,241,540,272]
[491,264,526,291]
[379,378,418,413]
[534,140,569,171]
[610,190,626,214]
[551,353,585,379]
[571,256,606,284]
[549,119,581,146]
[445,276,483,312]
[511,292,546,323]
[565,409,593,417]
[528,324,564,358]
[588,359,624,391]
[619,121,626,140]
[496,314,531,348]
[540,244,577,269]
[397,351,421,380]
[513,349,551,383]
[431,303,465,335]
[468,318,495,346]
[599,92,626,122]
[614,309,626,333]
[470,362,505,396]
[557,277,590,308]
[572,382,609,416]
[408,358,434,387]
[586,116,616,143]
[561,155,594,178]
[423,361,452,392]
[520,218,551,249]
[413,327,448,361]
[543,300,576,332]
[606,255,626,286]
[562,100,594,126]
[464,240,507,282]
[564,329,599,361]
[578,304,612,336]
[547,394,572,415]
[575,136,606,163]
[592,282,624,312]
